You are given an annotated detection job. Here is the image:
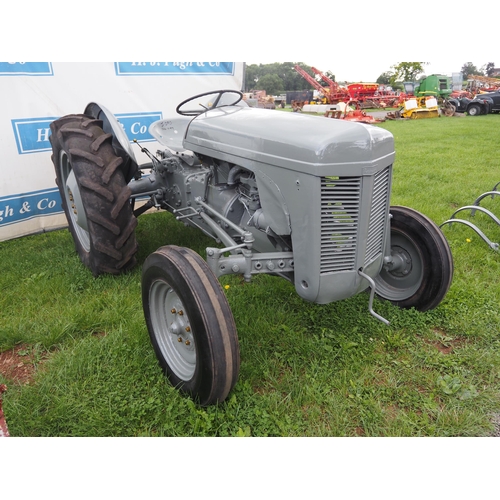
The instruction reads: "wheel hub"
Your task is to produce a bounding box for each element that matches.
[65,170,88,232]
[384,245,413,277]
[168,307,195,349]
[60,152,91,252]
[150,281,196,381]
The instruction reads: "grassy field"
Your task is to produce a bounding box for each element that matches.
[1,114,499,436]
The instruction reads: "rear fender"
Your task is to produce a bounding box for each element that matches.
[448,98,468,112]
[84,102,139,182]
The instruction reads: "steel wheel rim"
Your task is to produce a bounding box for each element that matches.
[149,279,196,381]
[60,152,91,252]
[375,232,423,301]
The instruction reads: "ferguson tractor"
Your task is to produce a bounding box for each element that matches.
[49,90,453,405]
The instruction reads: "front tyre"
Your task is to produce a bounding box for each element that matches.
[467,104,482,116]
[374,206,453,312]
[50,115,138,276]
[142,246,240,406]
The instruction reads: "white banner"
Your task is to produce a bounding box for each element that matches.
[0,62,244,241]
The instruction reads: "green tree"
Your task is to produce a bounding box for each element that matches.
[244,64,261,90]
[376,71,393,85]
[272,62,313,91]
[390,62,427,82]
[244,62,318,92]
[254,73,284,95]
[460,62,481,79]
[483,62,496,77]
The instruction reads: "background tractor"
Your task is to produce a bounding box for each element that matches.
[49,90,453,405]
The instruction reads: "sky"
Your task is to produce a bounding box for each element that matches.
[3,1,497,83]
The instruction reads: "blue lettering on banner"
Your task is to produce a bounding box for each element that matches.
[11,117,56,154]
[12,112,162,155]
[116,112,162,142]
[115,62,235,76]
[0,188,63,227]
[0,62,53,76]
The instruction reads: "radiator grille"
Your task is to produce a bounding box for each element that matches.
[320,168,390,274]
[320,177,361,273]
[365,167,390,265]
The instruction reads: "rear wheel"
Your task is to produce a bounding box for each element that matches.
[50,115,138,276]
[374,206,453,312]
[142,245,240,406]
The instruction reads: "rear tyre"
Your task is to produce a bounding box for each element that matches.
[142,245,240,406]
[374,206,453,312]
[50,115,138,276]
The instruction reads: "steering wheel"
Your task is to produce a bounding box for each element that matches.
[176,89,243,116]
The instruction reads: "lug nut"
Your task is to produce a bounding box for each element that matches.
[171,308,176,314]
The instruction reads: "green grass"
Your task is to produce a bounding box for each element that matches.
[1,115,500,436]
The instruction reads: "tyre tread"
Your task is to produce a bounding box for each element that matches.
[143,245,240,406]
[50,115,138,276]
[375,205,453,311]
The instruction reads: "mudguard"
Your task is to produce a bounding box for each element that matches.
[84,102,139,182]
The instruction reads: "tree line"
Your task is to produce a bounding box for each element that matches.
[244,62,335,95]
[244,62,497,95]
[376,62,497,86]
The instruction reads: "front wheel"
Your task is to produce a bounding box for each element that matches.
[374,206,453,312]
[142,246,240,406]
[467,104,482,116]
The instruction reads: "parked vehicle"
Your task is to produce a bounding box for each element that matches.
[49,90,453,405]
[448,90,500,116]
